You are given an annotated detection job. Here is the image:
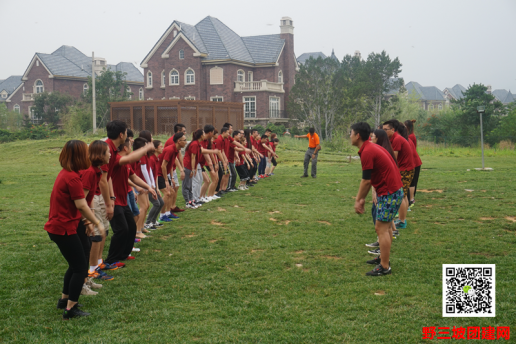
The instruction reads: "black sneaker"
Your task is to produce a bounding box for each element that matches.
[215,192,224,197]
[392,230,399,236]
[312,175,317,178]
[247,183,254,187]
[195,199,205,205]
[366,264,392,276]
[300,175,308,178]
[62,304,90,319]
[368,248,381,255]
[365,241,379,248]
[366,256,381,265]
[57,298,83,310]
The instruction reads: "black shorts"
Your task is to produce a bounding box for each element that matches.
[158,176,170,189]
[218,161,228,175]
[236,164,250,181]
[271,157,277,167]
[204,165,211,172]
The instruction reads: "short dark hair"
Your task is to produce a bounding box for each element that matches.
[265,129,272,133]
[383,119,400,132]
[261,134,268,140]
[272,138,279,143]
[397,123,409,141]
[88,140,109,167]
[59,140,90,172]
[174,123,186,133]
[350,122,371,141]
[127,128,134,138]
[133,137,148,151]
[118,138,131,151]
[204,124,215,134]
[223,122,232,129]
[139,130,152,142]
[106,120,128,140]
[251,129,258,135]
[309,128,315,135]
[153,140,162,149]
[232,130,240,138]
[404,120,414,135]
[173,132,184,143]
[220,127,229,134]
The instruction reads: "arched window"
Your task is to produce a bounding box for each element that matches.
[185,69,195,85]
[147,71,152,87]
[13,104,20,113]
[438,103,443,110]
[179,49,184,59]
[278,71,283,83]
[35,80,44,93]
[170,69,179,85]
[161,70,166,87]
[139,87,144,100]
[83,83,88,95]
[237,70,245,82]
[429,104,434,110]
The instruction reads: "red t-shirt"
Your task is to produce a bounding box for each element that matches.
[105,138,118,182]
[94,164,108,196]
[227,140,237,164]
[131,156,145,181]
[149,154,161,179]
[111,155,134,207]
[409,134,417,149]
[358,140,403,196]
[159,144,179,176]
[164,136,174,148]
[237,151,246,166]
[257,140,268,155]
[389,132,415,171]
[199,139,209,166]
[183,140,200,171]
[80,165,102,206]
[224,136,233,160]
[270,141,276,152]
[408,138,422,167]
[44,169,85,235]
[214,135,226,158]
[252,136,260,151]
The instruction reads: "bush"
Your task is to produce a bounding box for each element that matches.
[0,125,61,143]
[60,104,93,135]
[0,104,24,131]
[252,124,265,135]
[324,130,354,153]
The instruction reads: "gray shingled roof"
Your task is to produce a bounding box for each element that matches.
[37,53,90,78]
[242,35,284,64]
[444,84,466,100]
[406,81,445,101]
[493,89,515,104]
[296,52,327,64]
[106,62,144,83]
[0,76,23,101]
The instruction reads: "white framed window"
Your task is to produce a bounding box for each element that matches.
[248,71,253,82]
[13,104,20,113]
[438,103,443,110]
[185,96,195,100]
[210,67,223,85]
[210,96,223,102]
[139,87,144,100]
[185,69,195,85]
[170,69,179,85]
[278,70,283,83]
[429,104,434,110]
[269,97,280,118]
[179,49,184,59]
[161,70,166,87]
[147,71,152,87]
[173,30,177,37]
[83,83,88,95]
[1,92,7,99]
[243,96,256,118]
[126,86,132,100]
[35,79,44,93]
[36,60,39,67]
[237,70,245,82]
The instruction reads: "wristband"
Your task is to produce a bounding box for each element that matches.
[110,196,116,200]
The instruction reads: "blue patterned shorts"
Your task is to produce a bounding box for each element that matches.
[376,187,404,222]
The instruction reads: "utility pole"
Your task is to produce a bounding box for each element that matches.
[92,52,97,133]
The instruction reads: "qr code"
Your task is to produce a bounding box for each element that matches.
[442,264,496,317]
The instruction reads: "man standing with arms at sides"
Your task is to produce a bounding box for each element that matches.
[295,128,321,178]
[164,124,187,213]
[222,123,252,192]
[350,122,403,276]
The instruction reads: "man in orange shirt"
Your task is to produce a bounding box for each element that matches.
[295,128,321,178]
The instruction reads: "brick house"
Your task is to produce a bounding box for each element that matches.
[140,16,298,127]
[0,76,23,112]
[5,45,144,123]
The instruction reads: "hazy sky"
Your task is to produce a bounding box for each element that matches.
[1,0,515,91]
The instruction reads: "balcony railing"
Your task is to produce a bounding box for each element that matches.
[268,110,288,119]
[244,110,288,120]
[234,80,284,93]
[22,93,34,102]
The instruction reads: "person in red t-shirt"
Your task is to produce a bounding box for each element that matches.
[146,140,166,225]
[182,129,204,208]
[405,120,422,205]
[351,122,403,276]
[45,140,105,319]
[214,127,230,195]
[159,132,187,219]
[199,125,221,201]
[383,120,415,230]
[105,139,157,266]
[164,123,187,213]
[234,136,252,190]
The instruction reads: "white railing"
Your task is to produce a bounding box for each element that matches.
[234,80,284,93]
[22,93,34,101]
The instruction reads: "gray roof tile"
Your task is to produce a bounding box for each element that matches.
[493,89,515,104]
[0,75,23,102]
[242,35,284,64]
[297,52,327,64]
[38,53,90,78]
[106,62,144,83]
[406,81,445,101]
[444,84,466,100]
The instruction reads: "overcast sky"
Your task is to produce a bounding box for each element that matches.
[1,0,515,91]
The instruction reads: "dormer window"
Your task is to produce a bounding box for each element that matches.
[278,71,283,83]
[179,50,184,59]
[83,83,88,95]
[173,30,177,37]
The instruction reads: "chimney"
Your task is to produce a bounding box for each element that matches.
[280,16,294,34]
[280,17,295,110]
[487,85,492,94]
[354,50,361,59]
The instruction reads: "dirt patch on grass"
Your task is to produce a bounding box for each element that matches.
[268,211,281,214]
[479,217,496,221]
[182,233,197,238]
[413,228,419,234]
[374,290,386,296]
[161,235,173,240]
[209,239,219,243]
[217,207,226,212]
[269,218,277,222]
[297,204,308,207]
[294,250,304,254]
[320,255,343,260]
[234,205,242,208]
[505,216,516,223]
[469,252,504,258]
[295,263,303,268]
[211,220,224,226]
[419,189,444,193]
[465,189,474,192]
[251,249,264,253]
[281,220,291,225]
[293,256,305,261]
[153,249,161,252]
[318,221,331,225]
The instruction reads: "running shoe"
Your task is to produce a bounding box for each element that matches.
[409,201,415,208]
[212,195,221,199]
[62,304,90,320]
[392,230,399,236]
[154,222,164,227]
[395,221,407,229]
[365,241,379,248]
[99,262,118,271]
[159,216,173,222]
[57,298,83,310]
[132,247,140,252]
[123,256,136,261]
[81,284,98,296]
[171,207,185,212]
[93,268,114,281]
[86,277,103,289]
[368,248,381,255]
[144,223,157,230]
[300,175,309,178]
[195,199,205,205]
[366,264,392,276]
[227,188,238,192]
[168,213,179,219]
[408,207,412,212]
[270,173,275,176]
[247,184,254,187]
[215,192,224,197]
[113,261,126,268]
[238,186,246,191]
[366,256,381,265]
[394,219,401,225]
[395,212,399,218]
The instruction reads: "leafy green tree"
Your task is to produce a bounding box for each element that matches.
[0,103,24,131]
[488,103,516,142]
[32,91,74,128]
[84,68,132,129]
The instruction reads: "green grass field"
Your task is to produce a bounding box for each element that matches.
[0,138,515,343]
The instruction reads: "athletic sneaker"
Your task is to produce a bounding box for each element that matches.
[366,256,381,265]
[159,216,173,222]
[365,241,379,248]
[238,185,246,191]
[154,222,164,227]
[144,223,157,230]
[408,207,412,212]
[227,188,237,192]
[392,230,399,236]
[92,268,114,281]
[394,219,401,225]
[300,175,308,178]
[168,213,179,219]
[195,199,205,204]
[212,195,221,199]
[134,238,141,243]
[99,262,118,271]
[215,192,224,198]
[57,298,83,310]
[113,261,126,268]
[366,264,392,276]
[395,212,399,218]
[81,284,98,296]
[132,247,140,252]
[395,220,407,229]
[409,200,415,208]
[62,304,90,320]
[86,277,103,289]
[186,201,198,209]
[368,248,381,255]
[171,207,185,212]
[124,256,135,261]
[270,173,275,176]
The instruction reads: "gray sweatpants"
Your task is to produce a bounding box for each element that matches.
[146,192,164,224]
[182,168,194,203]
[303,147,318,177]
[192,163,203,201]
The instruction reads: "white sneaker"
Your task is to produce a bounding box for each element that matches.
[132,247,140,252]
[212,195,220,199]
[86,277,102,289]
[81,284,98,296]
[202,197,210,203]
[186,202,198,209]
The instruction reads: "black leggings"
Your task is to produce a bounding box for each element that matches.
[106,205,137,264]
[48,231,88,302]
[410,165,421,199]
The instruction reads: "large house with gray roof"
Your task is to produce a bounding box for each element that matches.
[405,81,447,111]
[140,16,298,126]
[492,89,515,105]
[0,76,23,110]
[5,45,143,123]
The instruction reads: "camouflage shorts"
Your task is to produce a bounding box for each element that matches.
[400,169,414,198]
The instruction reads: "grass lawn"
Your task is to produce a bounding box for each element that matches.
[0,138,515,343]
